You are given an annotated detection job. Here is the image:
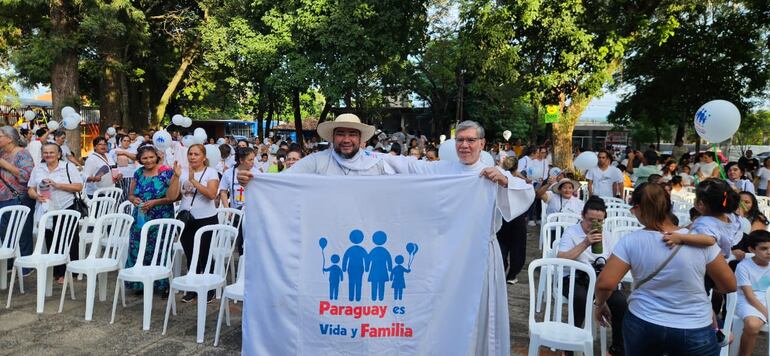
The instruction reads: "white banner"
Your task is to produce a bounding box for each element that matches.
[242,174,497,355]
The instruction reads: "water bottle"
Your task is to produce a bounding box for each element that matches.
[591,220,603,254]
[38,180,51,200]
[136,203,146,226]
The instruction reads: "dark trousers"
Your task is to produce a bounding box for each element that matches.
[180,214,219,274]
[44,204,78,278]
[563,275,627,355]
[497,214,527,280]
[623,311,718,356]
[19,194,35,257]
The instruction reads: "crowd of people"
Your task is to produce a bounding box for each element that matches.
[4,116,770,355]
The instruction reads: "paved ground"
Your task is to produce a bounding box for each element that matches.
[0,224,766,355]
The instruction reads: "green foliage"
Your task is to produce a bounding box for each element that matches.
[736,110,770,146]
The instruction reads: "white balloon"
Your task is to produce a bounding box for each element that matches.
[61,106,76,118]
[438,139,458,162]
[152,130,172,150]
[62,114,80,130]
[182,135,195,147]
[172,114,184,126]
[502,130,512,141]
[573,151,598,171]
[106,127,117,136]
[694,100,741,143]
[205,145,220,168]
[439,134,447,144]
[181,117,192,128]
[23,110,36,121]
[135,136,145,143]
[193,127,207,144]
[46,121,60,131]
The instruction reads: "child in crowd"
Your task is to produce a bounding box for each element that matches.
[736,230,770,356]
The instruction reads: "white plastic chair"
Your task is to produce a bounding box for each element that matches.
[216,207,244,285]
[163,224,238,343]
[117,200,134,216]
[730,290,768,356]
[755,196,770,211]
[214,254,245,346]
[528,258,598,356]
[78,197,117,266]
[578,182,589,202]
[536,221,574,313]
[0,206,31,290]
[59,213,134,320]
[110,218,184,330]
[622,187,634,204]
[605,207,632,218]
[711,292,737,356]
[600,196,625,205]
[545,213,582,225]
[92,187,123,211]
[606,202,632,210]
[603,217,641,236]
[6,210,81,313]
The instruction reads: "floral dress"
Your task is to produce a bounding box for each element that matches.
[124,166,176,290]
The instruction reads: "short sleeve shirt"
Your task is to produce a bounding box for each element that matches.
[586,166,623,197]
[179,167,219,219]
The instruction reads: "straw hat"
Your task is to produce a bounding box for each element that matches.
[550,178,581,194]
[317,114,376,143]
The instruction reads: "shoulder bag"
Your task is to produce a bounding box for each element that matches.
[65,163,89,217]
[176,167,207,224]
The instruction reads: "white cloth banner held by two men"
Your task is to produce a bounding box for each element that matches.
[242,174,500,355]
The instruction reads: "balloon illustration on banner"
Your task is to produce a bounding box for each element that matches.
[693,100,741,143]
[152,130,172,150]
[319,237,328,274]
[502,130,512,141]
[106,127,117,136]
[438,139,458,162]
[46,120,59,131]
[61,106,76,118]
[23,110,36,121]
[406,242,419,268]
[573,151,598,171]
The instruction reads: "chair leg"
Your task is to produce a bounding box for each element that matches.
[162,287,174,336]
[225,299,231,326]
[85,274,97,321]
[0,260,7,290]
[196,291,207,343]
[528,338,539,356]
[171,289,177,316]
[58,270,69,313]
[730,318,744,356]
[46,266,53,297]
[110,278,120,324]
[600,326,607,356]
[214,296,228,346]
[97,273,107,301]
[172,249,181,278]
[142,286,153,330]
[6,265,16,308]
[78,237,85,280]
[68,272,76,300]
[36,267,48,313]
[16,265,23,294]
[536,272,545,313]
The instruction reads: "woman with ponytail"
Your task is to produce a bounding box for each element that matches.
[218,147,258,255]
[595,183,736,355]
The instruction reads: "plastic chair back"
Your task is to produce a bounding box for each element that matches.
[607,226,641,254]
[541,221,574,258]
[606,207,632,218]
[88,196,116,220]
[92,213,134,260]
[0,205,30,253]
[217,208,244,230]
[603,216,641,236]
[136,219,184,269]
[117,200,134,216]
[188,224,238,276]
[545,213,581,225]
[34,210,81,255]
[528,258,596,330]
[93,187,123,211]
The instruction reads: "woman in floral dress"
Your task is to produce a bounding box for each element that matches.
[124,144,180,292]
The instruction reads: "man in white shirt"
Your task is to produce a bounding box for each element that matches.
[586,149,624,198]
[26,128,47,166]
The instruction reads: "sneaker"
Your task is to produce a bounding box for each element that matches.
[181,292,196,303]
[506,279,518,285]
[527,220,536,227]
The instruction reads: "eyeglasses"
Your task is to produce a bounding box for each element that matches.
[455,138,480,144]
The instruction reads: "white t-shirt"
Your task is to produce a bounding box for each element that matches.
[544,191,584,215]
[82,153,115,196]
[526,159,548,181]
[110,146,138,177]
[28,161,83,211]
[697,161,719,178]
[517,156,531,174]
[218,167,258,209]
[586,166,623,197]
[678,172,694,186]
[736,257,770,314]
[613,228,720,329]
[558,224,609,276]
[179,167,219,219]
[757,167,770,193]
[729,179,756,194]
[27,140,42,167]
[690,215,743,257]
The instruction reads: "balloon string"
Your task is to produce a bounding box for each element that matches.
[321,249,326,275]
[713,144,727,180]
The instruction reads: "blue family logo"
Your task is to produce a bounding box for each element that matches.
[695,108,709,136]
[317,229,419,339]
[318,230,419,302]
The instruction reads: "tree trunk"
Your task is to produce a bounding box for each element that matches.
[264,97,274,141]
[99,41,123,130]
[675,120,685,145]
[318,101,332,124]
[293,89,305,150]
[255,86,266,141]
[552,92,591,171]
[50,0,81,158]
[152,42,199,128]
